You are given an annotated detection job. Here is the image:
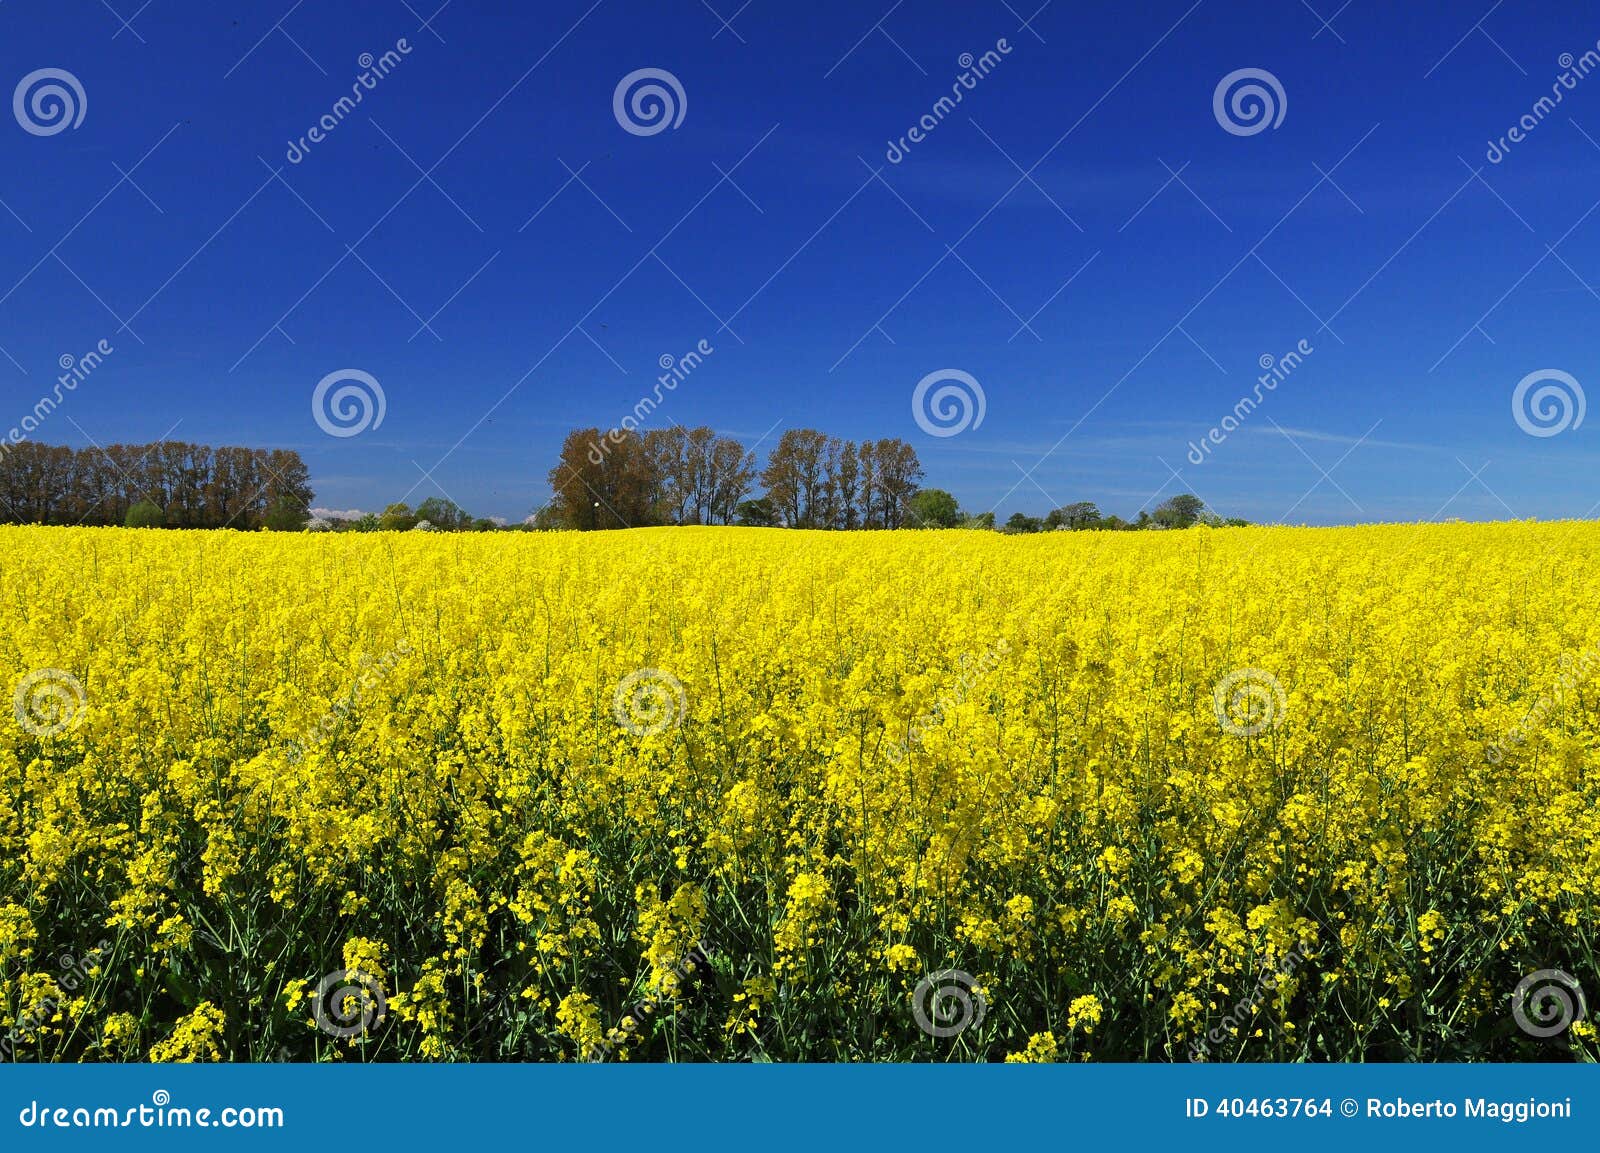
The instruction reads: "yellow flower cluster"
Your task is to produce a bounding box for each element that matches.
[1,522,1597,1061]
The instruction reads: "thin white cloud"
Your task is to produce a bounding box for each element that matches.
[1241,425,1441,453]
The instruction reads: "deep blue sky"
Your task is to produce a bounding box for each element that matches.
[3,0,1599,524]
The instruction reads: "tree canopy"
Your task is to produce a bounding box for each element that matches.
[0,441,312,529]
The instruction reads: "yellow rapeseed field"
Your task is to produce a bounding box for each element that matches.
[2,522,1596,1062]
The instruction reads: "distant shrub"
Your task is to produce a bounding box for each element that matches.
[263,497,309,532]
[125,500,165,529]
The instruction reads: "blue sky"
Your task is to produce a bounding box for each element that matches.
[3,0,1599,524]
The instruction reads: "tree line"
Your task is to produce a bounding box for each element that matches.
[352,498,502,533]
[538,425,1237,533]
[0,432,1236,535]
[539,426,926,530]
[997,494,1247,533]
[0,440,314,529]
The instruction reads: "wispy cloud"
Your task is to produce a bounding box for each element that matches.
[1247,425,1442,453]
